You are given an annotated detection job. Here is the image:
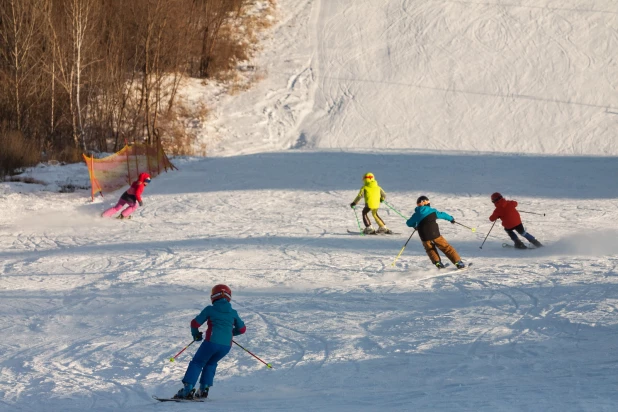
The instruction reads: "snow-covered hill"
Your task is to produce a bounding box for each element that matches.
[208,0,618,156]
[1,1,618,411]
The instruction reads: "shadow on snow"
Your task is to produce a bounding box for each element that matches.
[147,150,618,199]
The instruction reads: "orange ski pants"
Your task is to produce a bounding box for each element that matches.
[421,236,461,264]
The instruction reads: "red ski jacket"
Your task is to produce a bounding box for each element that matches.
[126,172,150,202]
[489,198,522,229]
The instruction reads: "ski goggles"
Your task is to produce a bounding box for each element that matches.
[211,291,231,301]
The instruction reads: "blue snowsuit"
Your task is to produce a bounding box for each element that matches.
[182,299,246,390]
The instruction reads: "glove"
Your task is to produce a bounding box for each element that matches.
[451,219,456,224]
[138,200,143,207]
[193,331,203,341]
[380,199,384,203]
[350,203,356,209]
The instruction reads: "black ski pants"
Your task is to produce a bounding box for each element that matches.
[362,205,385,228]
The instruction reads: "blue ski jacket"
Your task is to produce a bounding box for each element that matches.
[190,299,246,347]
[406,205,454,241]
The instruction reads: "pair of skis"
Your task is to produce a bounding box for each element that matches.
[347,229,400,236]
[436,262,473,271]
[502,243,539,249]
[153,395,204,403]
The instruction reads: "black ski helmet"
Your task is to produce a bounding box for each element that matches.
[416,195,430,206]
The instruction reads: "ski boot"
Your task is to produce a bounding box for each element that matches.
[173,383,195,399]
[363,225,376,235]
[531,239,543,248]
[434,261,446,269]
[195,386,209,399]
[514,241,527,249]
[116,214,131,220]
[455,261,466,269]
[376,226,393,234]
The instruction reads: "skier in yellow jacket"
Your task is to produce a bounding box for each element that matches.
[350,172,392,234]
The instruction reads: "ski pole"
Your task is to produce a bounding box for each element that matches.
[479,221,496,249]
[455,221,476,232]
[382,200,408,220]
[351,206,364,236]
[233,340,273,369]
[519,210,545,216]
[169,340,195,362]
[391,230,416,266]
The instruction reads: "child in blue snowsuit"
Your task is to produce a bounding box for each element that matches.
[175,284,246,399]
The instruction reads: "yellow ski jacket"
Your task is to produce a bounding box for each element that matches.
[352,180,386,209]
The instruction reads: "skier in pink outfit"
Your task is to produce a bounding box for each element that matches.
[101,172,151,219]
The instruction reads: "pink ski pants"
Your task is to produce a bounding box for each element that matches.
[101,199,138,218]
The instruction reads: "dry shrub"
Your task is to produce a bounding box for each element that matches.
[208,0,277,84]
[157,103,210,156]
[228,67,267,95]
[223,1,276,93]
[52,146,84,164]
[0,130,40,178]
[5,176,46,185]
[242,0,277,45]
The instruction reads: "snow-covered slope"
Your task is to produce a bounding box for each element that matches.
[2,151,618,411]
[210,0,618,155]
[2,1,618,411]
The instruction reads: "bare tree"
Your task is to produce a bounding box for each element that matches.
[195,0,246,78]
[71,0,100,151]
[43,0,100,150]
[127,0,193,145]
[0,0,273,172]
[0,0,42,133]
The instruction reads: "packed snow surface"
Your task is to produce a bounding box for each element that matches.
[1,1,618,411]
[208,0,618,156]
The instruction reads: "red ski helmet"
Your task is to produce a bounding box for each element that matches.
[211,284,232,303]
[491,192,503,203]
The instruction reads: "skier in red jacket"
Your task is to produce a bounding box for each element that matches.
[489,192,543,249]
[101,172,151,219]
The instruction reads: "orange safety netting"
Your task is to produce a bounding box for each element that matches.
[83,143,177,200]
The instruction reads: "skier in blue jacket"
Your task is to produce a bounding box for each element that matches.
[175,284,246,399]
[406,195,466,269]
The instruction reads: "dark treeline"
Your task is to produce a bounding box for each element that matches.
[0,0,265,176]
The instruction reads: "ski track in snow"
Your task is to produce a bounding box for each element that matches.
[210,0,618,156]
[2,0,618,410]
[2,153,618,411]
